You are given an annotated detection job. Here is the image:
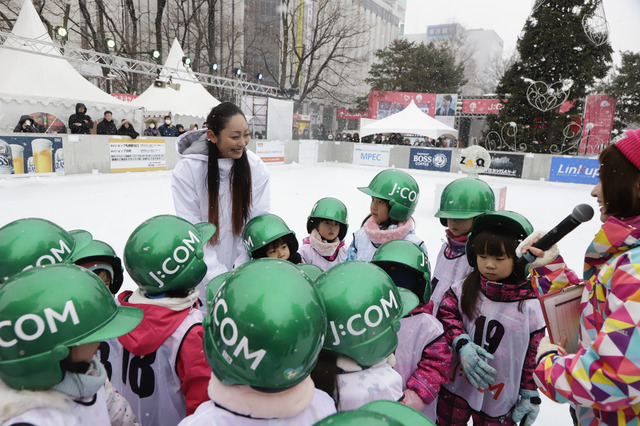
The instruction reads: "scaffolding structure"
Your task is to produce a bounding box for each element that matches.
[0,31,280,99]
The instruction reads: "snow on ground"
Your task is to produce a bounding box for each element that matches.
[2,161,600,424]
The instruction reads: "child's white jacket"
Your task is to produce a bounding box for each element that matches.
[1,379,111,426]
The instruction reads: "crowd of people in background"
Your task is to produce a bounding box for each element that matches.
[12,106,201,139]
[12,105,458,149]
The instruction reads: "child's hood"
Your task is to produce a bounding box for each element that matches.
[117,291,192,356]
[176,128,208,160]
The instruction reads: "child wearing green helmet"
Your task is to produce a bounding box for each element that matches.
[243,213,302,264]
[71,236,124,294]
[429,177,496,317]
[436,211,545,426]
[0,264,143,425]
[371,240,452,422]
[179,259,337,424]
[105,215,216,426]
[299,197,349,271]
[346,169,428,262]
[310,261,419,412]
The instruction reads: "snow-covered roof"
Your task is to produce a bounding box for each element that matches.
[0,0,133,112]
[130,39,220,120]
[360,100,459,139]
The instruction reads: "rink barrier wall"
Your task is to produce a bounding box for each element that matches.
[0,134,594,183]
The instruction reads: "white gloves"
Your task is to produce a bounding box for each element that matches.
[516,230,559,269]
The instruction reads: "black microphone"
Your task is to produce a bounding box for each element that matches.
[517,204,594,269]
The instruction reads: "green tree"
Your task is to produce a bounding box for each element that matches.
[354,39,466,110]
[486,0,613,153]
[607,51,640,134]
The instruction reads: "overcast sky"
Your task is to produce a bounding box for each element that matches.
[404,0,640,65]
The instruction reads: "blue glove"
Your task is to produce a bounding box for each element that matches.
[512,389,541,426]
[454,334,496,389]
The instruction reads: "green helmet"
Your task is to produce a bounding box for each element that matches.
[298,263,323,281]
[371,240,432,304]
[124,215,216,295]
[314,400,436,426]
[306,197,349,241]
[315,261,418,366]
[314,411,404,426]
[71,239,124,294]
[466,210,533,270]
[0,264,143,390]
[358,169,420,222]
[435,178,496,226]
[203,259,326,389]
[0,218,91,284]
[205,271,231,315]
[242,214,298,258]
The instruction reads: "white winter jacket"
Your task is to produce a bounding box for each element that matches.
[171,129,270,290]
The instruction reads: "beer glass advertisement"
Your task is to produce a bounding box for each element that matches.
[109,139,166,173]
[480,152,524,179]
[0,135,63,175]
[408,148,452,172]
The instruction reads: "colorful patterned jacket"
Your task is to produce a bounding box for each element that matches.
[532,214,640,426]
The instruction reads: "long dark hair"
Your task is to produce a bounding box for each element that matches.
[310,350,340,407]
[206,102,252,243]
[599,144,640,219]
[461,228,520,319]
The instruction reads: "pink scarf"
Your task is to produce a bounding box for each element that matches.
[305,229,344,259]
[363,216,415,245]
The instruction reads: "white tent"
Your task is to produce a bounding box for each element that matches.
[360,100,459,139]
[0,0,139,132]
[131,39,220,126]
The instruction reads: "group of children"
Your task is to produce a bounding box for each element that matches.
[0,167,549,425]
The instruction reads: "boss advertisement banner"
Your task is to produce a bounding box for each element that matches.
[480,152,524,179]
[549,157,600,184]
[0,135,64,175]
[408,148,452,172]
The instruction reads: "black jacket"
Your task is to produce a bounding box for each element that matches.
[68,103,93,134]
[117,121,139,139]
[13,115,38,133]
[97,119,118,135]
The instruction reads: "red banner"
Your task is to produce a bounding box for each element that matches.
[579,94,616,155]
[368,91,438,119]
[336,109,368,119]
[111,93,138,102]
[461,99,505,114]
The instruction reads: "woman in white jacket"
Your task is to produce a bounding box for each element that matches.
[171,102,270,294]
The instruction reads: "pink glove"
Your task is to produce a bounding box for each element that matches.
[402,389,426,411]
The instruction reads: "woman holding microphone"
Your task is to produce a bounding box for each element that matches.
[524,128,640,425]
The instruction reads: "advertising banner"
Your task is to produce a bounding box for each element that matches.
[352,144,390,167]
[368,91,437,119]
[111,93,138,102]
[461,99,505,114]
[256,140,285,164]
[0,135,63,175]
[337,109,368,119]
[549,157,600,184]
[579,94,616,155]
[408,148,452,172]
[480,152,524,179]
[109,139,166,172]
